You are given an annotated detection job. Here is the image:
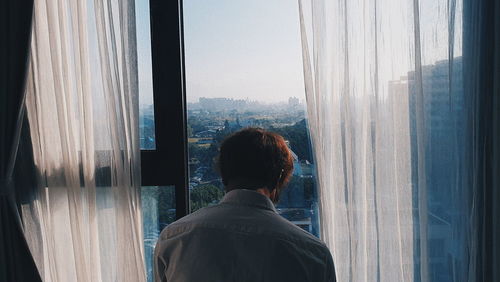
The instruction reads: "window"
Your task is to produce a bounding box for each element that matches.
[137,1,189,215]
[182,0,320,236]
[137,1,188,281]
[138,1,465,281]
[141,186,175,280]
[136,0,155,150]
[138,0,322,280]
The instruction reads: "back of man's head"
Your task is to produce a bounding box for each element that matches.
[217,128,294,200]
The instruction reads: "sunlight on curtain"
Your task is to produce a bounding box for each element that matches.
[299,0,470,281]
[21,0,145,281]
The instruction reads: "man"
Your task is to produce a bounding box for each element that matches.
[154,128,336,282]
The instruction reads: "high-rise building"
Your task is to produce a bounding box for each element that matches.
[406,57,465,281]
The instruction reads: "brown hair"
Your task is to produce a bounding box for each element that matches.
[217,127,294,197]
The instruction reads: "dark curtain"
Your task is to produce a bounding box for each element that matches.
[463,0,500,281]
[0,0,42,281]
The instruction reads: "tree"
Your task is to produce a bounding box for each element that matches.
[277,176,306,208]
[190,184,224,212]
[270,119,313,162]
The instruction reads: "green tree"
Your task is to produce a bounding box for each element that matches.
[190,184,224,212]
[303,177,315,203]
[270,119,312,162]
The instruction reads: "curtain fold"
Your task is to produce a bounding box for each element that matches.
[21,0,145,281]
[0,0,42,281]
[463,0,500,281]
[299,0,471,281]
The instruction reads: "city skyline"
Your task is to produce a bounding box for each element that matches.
[139,96,307,107]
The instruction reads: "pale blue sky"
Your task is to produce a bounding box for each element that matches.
[136,0,306,105]
[183,0,305,103]
[135,0,154,106]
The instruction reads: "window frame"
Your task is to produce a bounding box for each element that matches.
[140,0,189,220]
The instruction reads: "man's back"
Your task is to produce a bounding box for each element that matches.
[154,189,336,282]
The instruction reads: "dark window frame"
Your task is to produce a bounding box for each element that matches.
[140,0,189,220]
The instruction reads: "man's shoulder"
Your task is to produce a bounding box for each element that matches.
[159,204,326,250]
[276,219,329,253]
[157,206,217,240]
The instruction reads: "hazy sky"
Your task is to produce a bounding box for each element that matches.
[136,0,306,105]
[136,0,462,106]
[183,0,305,103]
[135,0,154,106]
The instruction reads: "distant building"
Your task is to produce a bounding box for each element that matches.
[288,97,300,108]
[199,97,247,112]
[406,57,465,282]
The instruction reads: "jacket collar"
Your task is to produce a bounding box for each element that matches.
[220,189,277,212]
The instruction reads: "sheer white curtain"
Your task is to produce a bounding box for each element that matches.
[299,0,471,281]
[21,0,145,281]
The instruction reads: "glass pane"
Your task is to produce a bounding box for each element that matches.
[141,186,176,282]
[183,0,319,237]
[135,0,156,150]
